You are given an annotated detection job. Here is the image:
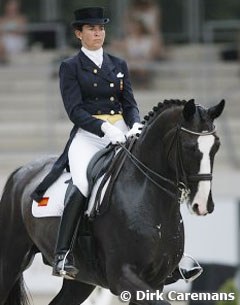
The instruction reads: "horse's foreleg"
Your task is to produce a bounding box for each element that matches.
[49,279,95,305]
[115,264,170,305]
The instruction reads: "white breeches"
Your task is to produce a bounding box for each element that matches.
[68,120,129,197]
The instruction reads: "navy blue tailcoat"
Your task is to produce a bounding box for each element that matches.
[61,50,140,136]
[31,50,140,201]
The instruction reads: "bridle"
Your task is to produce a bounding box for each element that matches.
[175,125,216,183]
[180,126,216,183]
[175,125,216,203]
[120,124,216,204]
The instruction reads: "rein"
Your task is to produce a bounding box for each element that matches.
[119,143,177,199]
[120,125,216,203]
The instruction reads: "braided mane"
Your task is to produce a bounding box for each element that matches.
[141,99,193,126]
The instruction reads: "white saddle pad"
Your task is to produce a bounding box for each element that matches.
[32,172,70,218]
[32,172,109,218]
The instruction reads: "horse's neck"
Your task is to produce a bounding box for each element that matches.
[129,119,181,209]
[128,134,179,212]
[134,127,170,178]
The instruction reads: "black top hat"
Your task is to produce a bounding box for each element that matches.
[71,7,110,28]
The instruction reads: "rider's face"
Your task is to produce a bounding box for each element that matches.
[75,24,105,51]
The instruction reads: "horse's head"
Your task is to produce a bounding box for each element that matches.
[137,99,225,216]
[163,99,225,216]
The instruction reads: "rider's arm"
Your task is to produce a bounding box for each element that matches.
[59,61,105,137]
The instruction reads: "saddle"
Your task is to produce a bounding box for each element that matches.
[64,144,116,205]
[65,139,136,219]
[87,144,116,192]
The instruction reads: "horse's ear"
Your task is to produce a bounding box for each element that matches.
[208,99,225,120]
[183,99,196,121]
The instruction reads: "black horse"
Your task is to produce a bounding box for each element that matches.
[0,99,225,305]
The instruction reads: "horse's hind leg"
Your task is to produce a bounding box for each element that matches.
[0,203,35,303]
[49,279,95,305]
[0,245,35,305]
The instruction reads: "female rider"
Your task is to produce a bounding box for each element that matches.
[32,7,202,282]
[51,7,142,278]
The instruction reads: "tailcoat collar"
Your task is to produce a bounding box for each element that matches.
[78,50,115,82]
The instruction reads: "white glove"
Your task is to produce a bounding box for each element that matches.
[101,121,126,144]
[126,122,143,138]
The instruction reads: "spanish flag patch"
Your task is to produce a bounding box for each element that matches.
[38,197,49,207]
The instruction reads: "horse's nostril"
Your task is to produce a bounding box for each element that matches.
[193,203,199,213]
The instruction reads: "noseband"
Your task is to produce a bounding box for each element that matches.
[120,124,216,203]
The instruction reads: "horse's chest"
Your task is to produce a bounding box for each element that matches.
[157,219,184,262]
[166,222,184,247]
[143,223,184,287]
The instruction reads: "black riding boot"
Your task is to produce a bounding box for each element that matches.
[52,185,86,279]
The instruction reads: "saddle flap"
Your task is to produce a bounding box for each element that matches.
[87,144,116,191]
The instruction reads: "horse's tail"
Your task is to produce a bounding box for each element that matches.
[4,274,30,305]
[0,168,31,305]
[0,168,21,236]
[0,167,22,202]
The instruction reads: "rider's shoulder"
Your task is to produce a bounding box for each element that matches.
[106,53,126,65]
[61,53,79,65]
[60,53,79,73]
[105,53,128,71]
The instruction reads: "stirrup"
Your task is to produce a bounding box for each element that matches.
[179,253,203,283]
[53,250,77,280]
[59,250,70,277]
